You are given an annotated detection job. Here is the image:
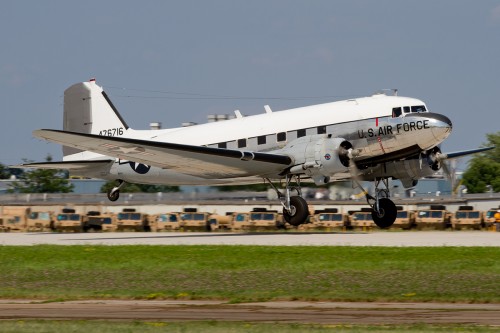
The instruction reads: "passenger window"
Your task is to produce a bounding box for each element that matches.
[297,129,306,138]
[238,139,246,148]
[392,107,402,117]
[277,132,286,142]
[403,106,410,113]
[218,142,227,149]
[257,136,266,145]
[411,105,427,113]
[317,126,326,134]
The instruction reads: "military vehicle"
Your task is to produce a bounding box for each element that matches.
[414,205,451,230]
[0,206,29,231]
[207,213,232,231]
[151,213,182,232]
[231,208,285,231]
[83,211,116,232]
[116,208,150,231]
[178,208,214,231]
[26,210,55,231]
[392,206,415,229]
[348,208,374,230]
[305,208,346,230]
[450,206,483,230]
[484,207,500,228]
[55,208,84,232]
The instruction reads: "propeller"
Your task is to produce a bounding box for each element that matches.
[426,146,495,195]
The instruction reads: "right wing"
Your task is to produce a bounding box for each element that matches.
[33,129,293,179]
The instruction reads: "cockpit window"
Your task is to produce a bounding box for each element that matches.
[403,106,411,113]
[392,107,402,117]
[411,105,427,113]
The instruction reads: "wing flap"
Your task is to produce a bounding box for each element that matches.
[33,130,292,179]
[12,159,114,170]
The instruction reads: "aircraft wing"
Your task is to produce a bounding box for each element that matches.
[33,130,293,179]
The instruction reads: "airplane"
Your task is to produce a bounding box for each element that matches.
[18,78,494,228]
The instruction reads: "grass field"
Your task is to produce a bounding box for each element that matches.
[0,321,499,333]
[0,245,499,303]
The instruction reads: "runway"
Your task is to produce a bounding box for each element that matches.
[0,300,499,325]
[0,231,499,246]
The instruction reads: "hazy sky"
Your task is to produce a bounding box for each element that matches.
[1,1,499,170]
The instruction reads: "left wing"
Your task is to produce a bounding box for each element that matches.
[33,130,293,179]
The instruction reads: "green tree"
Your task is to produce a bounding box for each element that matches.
[0,163,12,179]
[8,155,74,193]
[100,181,179,193]
[461,132,500,193]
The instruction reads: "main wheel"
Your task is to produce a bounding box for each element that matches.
[371,198,397,229]
[283,196,309,226]
[107,188,120,202]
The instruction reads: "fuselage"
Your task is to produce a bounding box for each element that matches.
[65,93,452,185]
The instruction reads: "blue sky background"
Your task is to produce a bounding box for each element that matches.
[1,1,499,170]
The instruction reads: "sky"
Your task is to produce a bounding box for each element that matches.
[1,1,500,171]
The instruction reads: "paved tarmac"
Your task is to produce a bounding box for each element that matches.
[0,300,499,325]
[0,231,499,246]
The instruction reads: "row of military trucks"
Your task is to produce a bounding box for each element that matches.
[305,205,498,231]
[1,205,499,232]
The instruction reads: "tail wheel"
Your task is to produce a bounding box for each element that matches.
[107,189,120,202]
[371,198,397,229]
[283,196,309,226]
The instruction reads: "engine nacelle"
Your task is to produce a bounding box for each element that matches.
[371,149,442,188]
[281,135,351,185]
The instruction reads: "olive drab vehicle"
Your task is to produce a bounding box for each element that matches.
[116,208,150,231]
[26,210,55,231]
[414,205,451,230]
[0,206,29,231]
[348,208,375,230]
[231,208,285,231]
[151,213,182,232]
[450,206,484,230]
[392,206,415,229]
[55,208,85,232]
[84,211,117,232]
[306,208,346,230]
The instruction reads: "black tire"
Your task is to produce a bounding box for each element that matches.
[371,198,397,229]
[107,189,120,202]
[283,196,309,226]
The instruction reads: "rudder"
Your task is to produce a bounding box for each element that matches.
[63,79,129,156]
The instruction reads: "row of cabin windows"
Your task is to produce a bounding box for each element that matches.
[217,125,327,149]
[392,105,427,117]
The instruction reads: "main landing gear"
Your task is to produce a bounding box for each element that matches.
[357,178,397,229]
[107,179,125,202]
[266,175,309,226]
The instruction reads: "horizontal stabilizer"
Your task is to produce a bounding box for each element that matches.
[13,159,114,170]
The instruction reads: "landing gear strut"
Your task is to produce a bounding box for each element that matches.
[266,175,309,227]
[357,178,397,229]
[107,179,125,202]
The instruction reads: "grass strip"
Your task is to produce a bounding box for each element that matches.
[0,245,498,303]
[0,320,498,333]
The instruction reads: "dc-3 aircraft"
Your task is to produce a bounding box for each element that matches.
[20,79,494,228]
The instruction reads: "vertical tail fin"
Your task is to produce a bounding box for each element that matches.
[63,79,129,156]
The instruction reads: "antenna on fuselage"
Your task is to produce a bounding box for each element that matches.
[373,89,398,96]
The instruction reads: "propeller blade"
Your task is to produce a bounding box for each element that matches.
[437,146,495,161]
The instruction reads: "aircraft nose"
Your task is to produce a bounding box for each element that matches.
[406,112,452,143]
[426,113,452,142]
